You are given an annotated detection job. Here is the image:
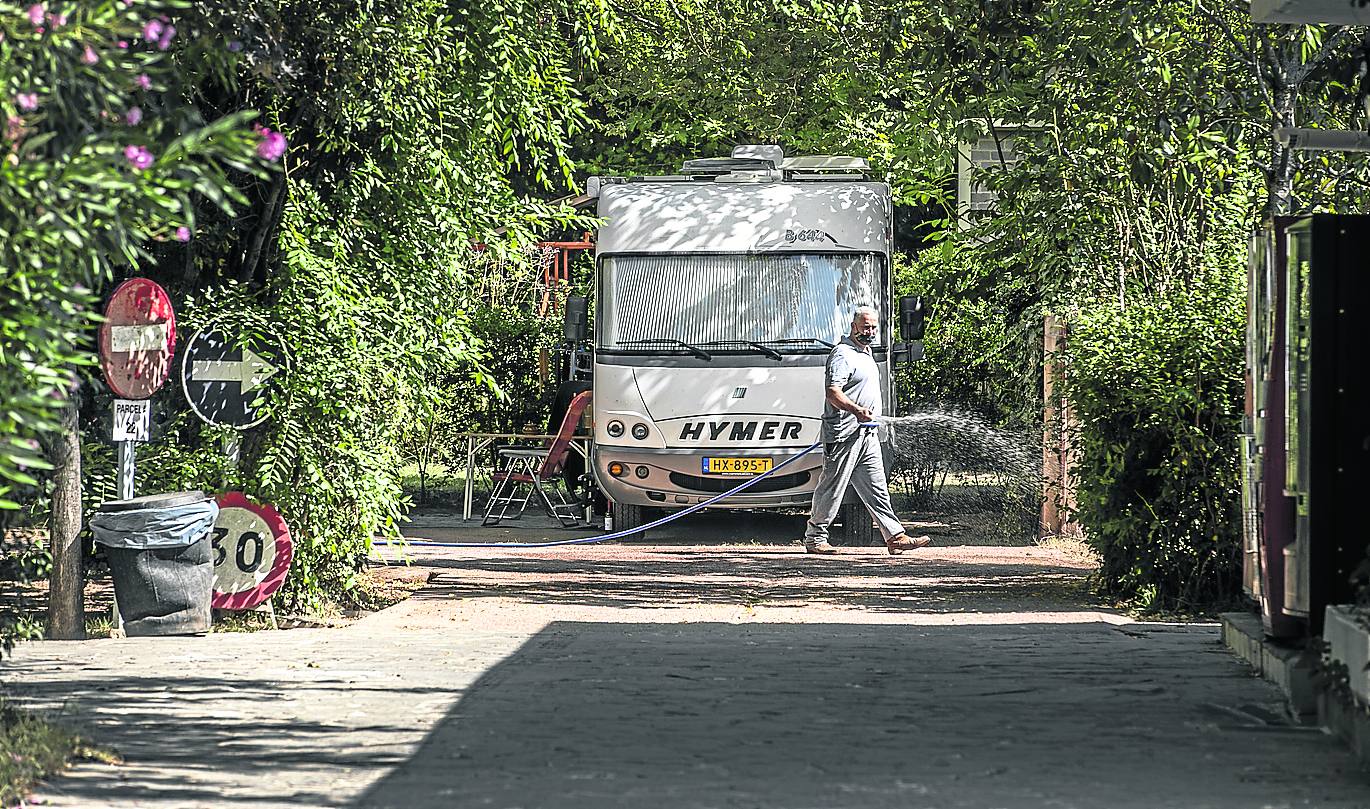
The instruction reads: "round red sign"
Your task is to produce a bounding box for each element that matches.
[98,278,176,399]
[210,492,293,611]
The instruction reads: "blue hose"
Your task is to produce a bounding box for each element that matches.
[376,438,825,549]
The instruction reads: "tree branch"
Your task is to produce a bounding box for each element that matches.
[1194,0,1274,107]
[1294,26,1354,87]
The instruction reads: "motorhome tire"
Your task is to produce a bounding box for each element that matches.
[612,501,647,542]
[840,502,880,546]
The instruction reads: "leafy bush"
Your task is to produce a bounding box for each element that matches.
[1064,280,1245,611]
[893,235,1043,432]
[0,0,272,652]
[0,0,266,506]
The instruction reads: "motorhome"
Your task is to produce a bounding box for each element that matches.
[586,145,919,542]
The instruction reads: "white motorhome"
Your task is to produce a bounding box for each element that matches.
[586,146,916,541]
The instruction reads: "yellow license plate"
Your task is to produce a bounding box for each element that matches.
[702,457,773,476]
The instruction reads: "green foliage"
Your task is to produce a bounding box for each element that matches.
[0,700,88,806]
[0,1,271,655]
[0,0,266,514]
[194,0,605,612]
[895,239,1040,429]
[1064,279,1245,611]
[47,0,607,615]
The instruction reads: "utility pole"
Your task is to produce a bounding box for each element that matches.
[46,396,84,640]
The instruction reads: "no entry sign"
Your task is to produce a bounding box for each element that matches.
[181,328,288,429]
[211,492,293,610]
[99,278,176,399]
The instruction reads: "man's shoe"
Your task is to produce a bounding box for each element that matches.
[885,534,933,556]
[805,541,839,555]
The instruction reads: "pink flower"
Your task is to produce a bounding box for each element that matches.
[15,93,38,111]
[82,45,99,64]
[118,40,128,49]
[123,144,154,170]
[141,18,163,42]
[26,4,44,26]
[47,11,65,26]
[174,226,190,242]
[156,24,175,51]
[135,73,151,91]
[255,126,287,161]
[125,106,142,125]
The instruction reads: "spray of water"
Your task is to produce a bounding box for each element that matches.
[879,406,1041,543]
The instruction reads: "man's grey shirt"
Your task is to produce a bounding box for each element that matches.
[821,336,883,444]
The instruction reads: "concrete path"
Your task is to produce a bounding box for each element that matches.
[5,534,1368,808]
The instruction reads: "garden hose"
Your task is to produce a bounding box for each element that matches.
[376,436,829,549]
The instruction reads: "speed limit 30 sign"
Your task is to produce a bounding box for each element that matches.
[211,492,293,610]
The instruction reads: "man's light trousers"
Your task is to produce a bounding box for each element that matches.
[804,426,904,545]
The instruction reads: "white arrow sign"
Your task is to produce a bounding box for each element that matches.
[191,347,280,393]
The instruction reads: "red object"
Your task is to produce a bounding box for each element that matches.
[98,278,176,399]
[210,492,293,611]
[538,237,594,316]
[1260,219,1300,638]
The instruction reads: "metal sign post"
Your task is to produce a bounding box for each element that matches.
[99,280,176,638]
[112,398,151,500]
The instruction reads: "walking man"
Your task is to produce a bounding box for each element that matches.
[804,306,932,556]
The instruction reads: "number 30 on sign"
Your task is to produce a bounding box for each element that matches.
[211,492,293,611]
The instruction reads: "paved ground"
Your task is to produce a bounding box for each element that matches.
[4,512,1368,808]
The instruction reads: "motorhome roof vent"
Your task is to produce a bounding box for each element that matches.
[782,155,870,179]
[680,156,776,175]
[731,144,785,165]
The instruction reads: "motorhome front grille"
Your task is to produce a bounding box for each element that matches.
[668,469,812,493]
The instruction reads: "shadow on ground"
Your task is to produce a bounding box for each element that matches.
[351,620,1358,809]
[14,621,1363,809]
[410,551,1096,615]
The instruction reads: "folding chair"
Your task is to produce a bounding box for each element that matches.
[481,390,592,527]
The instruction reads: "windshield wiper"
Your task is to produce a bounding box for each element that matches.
[699,340,783,361]
[619,338,712,360]
[745,341,782,360]
[765,337,834,349]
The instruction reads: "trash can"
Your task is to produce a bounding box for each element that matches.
[91,491,219,636]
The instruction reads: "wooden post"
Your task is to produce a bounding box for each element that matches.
[46,397,85,640]
[1042,315,1077,539]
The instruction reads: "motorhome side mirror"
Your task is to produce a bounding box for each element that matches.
[892,341,925,367]
[899,295,925,341]
[563,295,589,343]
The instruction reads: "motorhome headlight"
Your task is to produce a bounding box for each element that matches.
[607,420,625,438]
[635,465,650,479]
[631,423,649,440]
[608,461,627,477]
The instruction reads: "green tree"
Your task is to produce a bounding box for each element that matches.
[77,0,615,611]
[0,0,267,511]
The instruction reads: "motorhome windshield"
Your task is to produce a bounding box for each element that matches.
[598,253,881,349]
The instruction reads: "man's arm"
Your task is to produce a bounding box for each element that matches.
[826,386,874,422]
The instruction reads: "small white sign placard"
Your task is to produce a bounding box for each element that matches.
[109,322,171,353]
[112,399,151,442]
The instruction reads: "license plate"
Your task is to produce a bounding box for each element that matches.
[701,457,773,476]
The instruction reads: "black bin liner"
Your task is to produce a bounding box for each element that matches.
[92,491,219,636]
